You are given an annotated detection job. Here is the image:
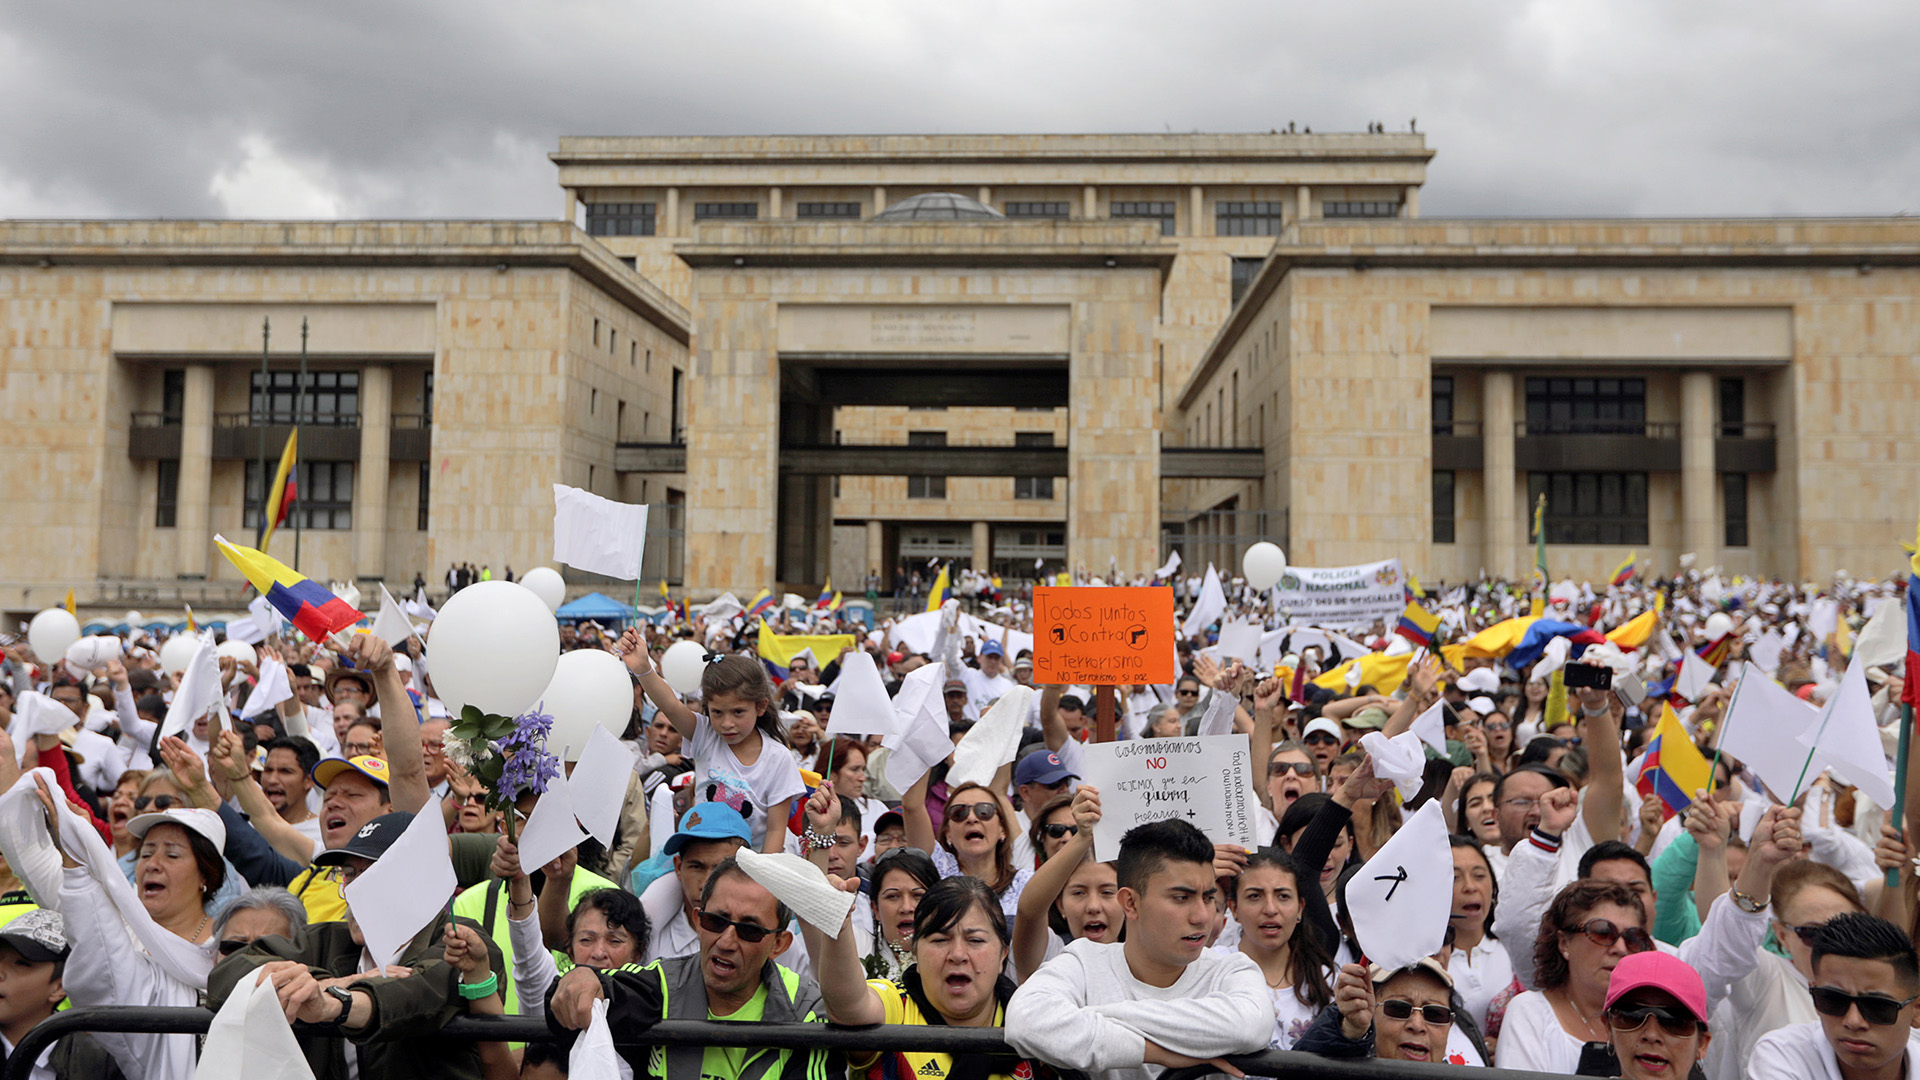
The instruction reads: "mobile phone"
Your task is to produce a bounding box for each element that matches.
[1615,674,1647,707]
[1563,662,1610,690]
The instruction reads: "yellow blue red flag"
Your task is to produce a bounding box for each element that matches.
[1634,703,1712,819]
[214,534,362,642]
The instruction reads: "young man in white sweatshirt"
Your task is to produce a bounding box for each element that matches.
[1005,818,1273,1080]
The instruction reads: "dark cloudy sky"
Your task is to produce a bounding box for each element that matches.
[4,1,1915,220]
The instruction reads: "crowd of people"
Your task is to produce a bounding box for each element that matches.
[0,561,1915,1080]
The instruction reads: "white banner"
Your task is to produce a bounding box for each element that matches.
[1272,558,1407,632]
[1075,734,1260,860]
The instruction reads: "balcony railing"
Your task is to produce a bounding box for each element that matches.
[1519,420,1681,438]
[216,411,361,428]
[129,412,430,462]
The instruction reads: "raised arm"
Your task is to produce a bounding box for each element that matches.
[798,878,886,1025]
[1571,665,1624,846]
[209,731,316,863]
[902,771,937,856]
[1039,684,1069,753]
[1013,786,1100,981]
[620,628,698,740]
[1382,656,1441,738]
[344,634,428,814]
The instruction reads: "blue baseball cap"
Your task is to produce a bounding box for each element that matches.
[662,801,752,856]
[980,641,1005,658]
[1015,749,1076,787]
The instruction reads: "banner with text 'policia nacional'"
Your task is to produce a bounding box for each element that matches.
[1272,558,1407,632]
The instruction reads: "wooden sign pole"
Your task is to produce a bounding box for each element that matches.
[1095,684,1116,743]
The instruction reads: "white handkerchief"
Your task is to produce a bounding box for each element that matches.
[1215,621,1263,665]
[341,808,458,971]
[195,968,317,1080]
[568,998,625,1080]
[734,847,856,938]
[1408,701,1447,756]
[1345,800,1453,972]
[241,658,293,720]
[1359,729,1429,801]
[947,686,1033,789]
[7,693,76,764]
[825,651,894,737]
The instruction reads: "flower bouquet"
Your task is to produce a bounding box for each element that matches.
[443,701,562,842]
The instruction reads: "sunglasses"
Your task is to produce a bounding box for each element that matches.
[1378,1000,1453,1026]
[1605,1004,1701,1038]
[457,792,488,806]
[134,795,179,812]
[1562,918,1655,953]
[1810,986,1920,1027]
[1485,722,1511,732]
[697,909,776,944]
[1268,761,1317,777]
[1303,733,1339,745]
[1176,688,1199,697]
[1040,823,1079,839]
[946,801,1000,823]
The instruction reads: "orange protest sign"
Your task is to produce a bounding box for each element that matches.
[1031,586,1177,686]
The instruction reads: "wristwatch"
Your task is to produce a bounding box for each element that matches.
[1729,888,1768,914]
[325,986,356,1025]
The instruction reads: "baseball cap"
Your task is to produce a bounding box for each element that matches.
[1368,956,1454,990]
[1346,706,1391,731]
[1015,749,1077,787]
[662,801,752,856]
[312,755,393,791]
[1301,717,1344,742]
[980,641,1005,658]
[1456,668,1501,694]
[1467,696,1496,716]
[1603,951,1708,1025]
[872,808,904,835]
[313,812,414,867]
[0,909,68,964]
[943,678,969,694]
[127,806,227,851]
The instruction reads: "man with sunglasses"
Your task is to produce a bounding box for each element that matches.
[1297,956,1487,1065]
[1752,912,1920,1080]
[549,857,842,1080]
[639,803,812,976]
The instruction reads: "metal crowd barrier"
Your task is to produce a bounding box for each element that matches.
[5,1006,1569,1080]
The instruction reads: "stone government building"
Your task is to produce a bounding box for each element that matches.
[2,131,1916,617]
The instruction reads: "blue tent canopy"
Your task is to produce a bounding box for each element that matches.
[554,592,637,624]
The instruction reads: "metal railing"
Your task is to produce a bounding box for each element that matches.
[4,1007,1568,1080]
[214,411,362,428]
[1517,420,1680,438]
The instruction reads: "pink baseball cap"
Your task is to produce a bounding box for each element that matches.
[1604,951,1708,1025]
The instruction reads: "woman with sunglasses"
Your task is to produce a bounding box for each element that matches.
[1603,951,1713,1080]
[1296,957,1490,1064]
[903,777,1032,918]
[1026,791,1082,866]
[1012,786,1120,981]
[1497,880,1658,1074]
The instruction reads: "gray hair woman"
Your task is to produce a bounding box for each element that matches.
[211,885,308,955]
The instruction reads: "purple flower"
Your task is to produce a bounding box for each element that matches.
[497,703,562,800]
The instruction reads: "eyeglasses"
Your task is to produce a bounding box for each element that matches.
[1485,722,1511,732]
[946,801,999,823]
[1561,918,1655,953]
[696,909,776,943]
[1810,986,1920,1026]
[134,795,178,812]
[1501,796,1542,812]
[1378,999,1454,1026]
[1605,1004,1701,1038]
[218,938,252,956]
[1040,823,1079,839]
[1268,761,1317,777]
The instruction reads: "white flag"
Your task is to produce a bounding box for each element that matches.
[1674,645,1716,702]
[369,584,413,647]
[1717,661,1819,801]
[1155,549,1183,580]
[1346,801,1453,972]
[824,651,895,737]
[248,595,284,637]
[195,968,316,1080]
[882,664,956,792]
[161,632,224,740]
[1180,564,1226,641]
[241,658,294,719]
[341,809,459,970]
[552,484,649,580]
[1795,658,1896,808]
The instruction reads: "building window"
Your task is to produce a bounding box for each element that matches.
[1433,470,1455,544]
[1528,472,1649,545]
[584,202,656,237]
[161,370,185,425]
[1433,376,1455,434]
[795,201,861,219]
[1111,201,1176,235]
[1004,201,1070,219]
[1014,432,1054,500]
[1216,201,1286,236]
[422,372,433,425]
[1724,473,1749,547]
[907,431,946,499]
[246,460,355,531]
[250,371,359,426]
[418,461,430,531]
[694,202,758,220]
[1324,201,1401,218]
[156,459,179,527]
[1719,376,1745,436]
[1230,257,1264,305]
[1525,377,1646,435]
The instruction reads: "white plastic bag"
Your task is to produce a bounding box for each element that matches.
[570,998,631,1080]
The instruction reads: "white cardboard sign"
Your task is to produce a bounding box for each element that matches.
[1075,734,1260,861]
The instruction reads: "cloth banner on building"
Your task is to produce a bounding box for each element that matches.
[1074,734,1259,861]
[1271,558,1409,632]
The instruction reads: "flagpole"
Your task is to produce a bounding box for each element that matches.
[1889,704,1912,889]
[257,317,270,549]
[295,317,307,572]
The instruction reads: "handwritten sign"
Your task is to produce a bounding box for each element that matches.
[1075,734,1260,861]
[1031,586,1176,686]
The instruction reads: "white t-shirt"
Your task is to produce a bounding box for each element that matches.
[1448,935,1514,1032]
[1751,1019,1920,1080]
[1492,988,1590,1074]
[688,719,807,849]
[1206,944,1327,1050]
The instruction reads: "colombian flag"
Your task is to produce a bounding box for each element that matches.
[1696,632,1733,669]
[1606,610,1660,651]
[756,624,855,682]
[1395,601,1441,647]
[745,589,776,622]
[256,430,298,554]
[214,534,363,643]
[1906,502,1920,706]
[1635,703,1713,819]
[814,578,835,610]
[1610,551,1638,587]
[925,563,951,612]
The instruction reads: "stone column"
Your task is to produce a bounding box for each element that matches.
[872,186,887,214]
[1083,186,1098,219]
[354,366,392,581]
[1190,185,1206,237]
[1296,185,1312,222]
[1482,370,1516,579]
[978,186,992,207]
[1404,185,1420,218]
[562,188,577,226]
[663,188,679,236]
[1066,286,1160,575]
[1681,371,1717,567]
[865,520,884,583]
[768,187,782,219]
[175,364,215,579]
[971,521,990,573]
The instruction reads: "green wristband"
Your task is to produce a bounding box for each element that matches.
[457,971,499,1000]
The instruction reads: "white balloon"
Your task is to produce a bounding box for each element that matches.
[65,635,123,671]
[123,611,143,626]
[27,609,80,663]
[660,640,708,697]
[520,567,566,612]
[1704,612,1734,640]
[160,633,200,678]
[217,639,257,665]
[1242,542,1289,591]
[539,650,633,761]
[427,580,560,718]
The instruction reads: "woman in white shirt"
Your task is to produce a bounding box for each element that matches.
[1495,879,1654,1075]
[1447,835,1513,1033]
